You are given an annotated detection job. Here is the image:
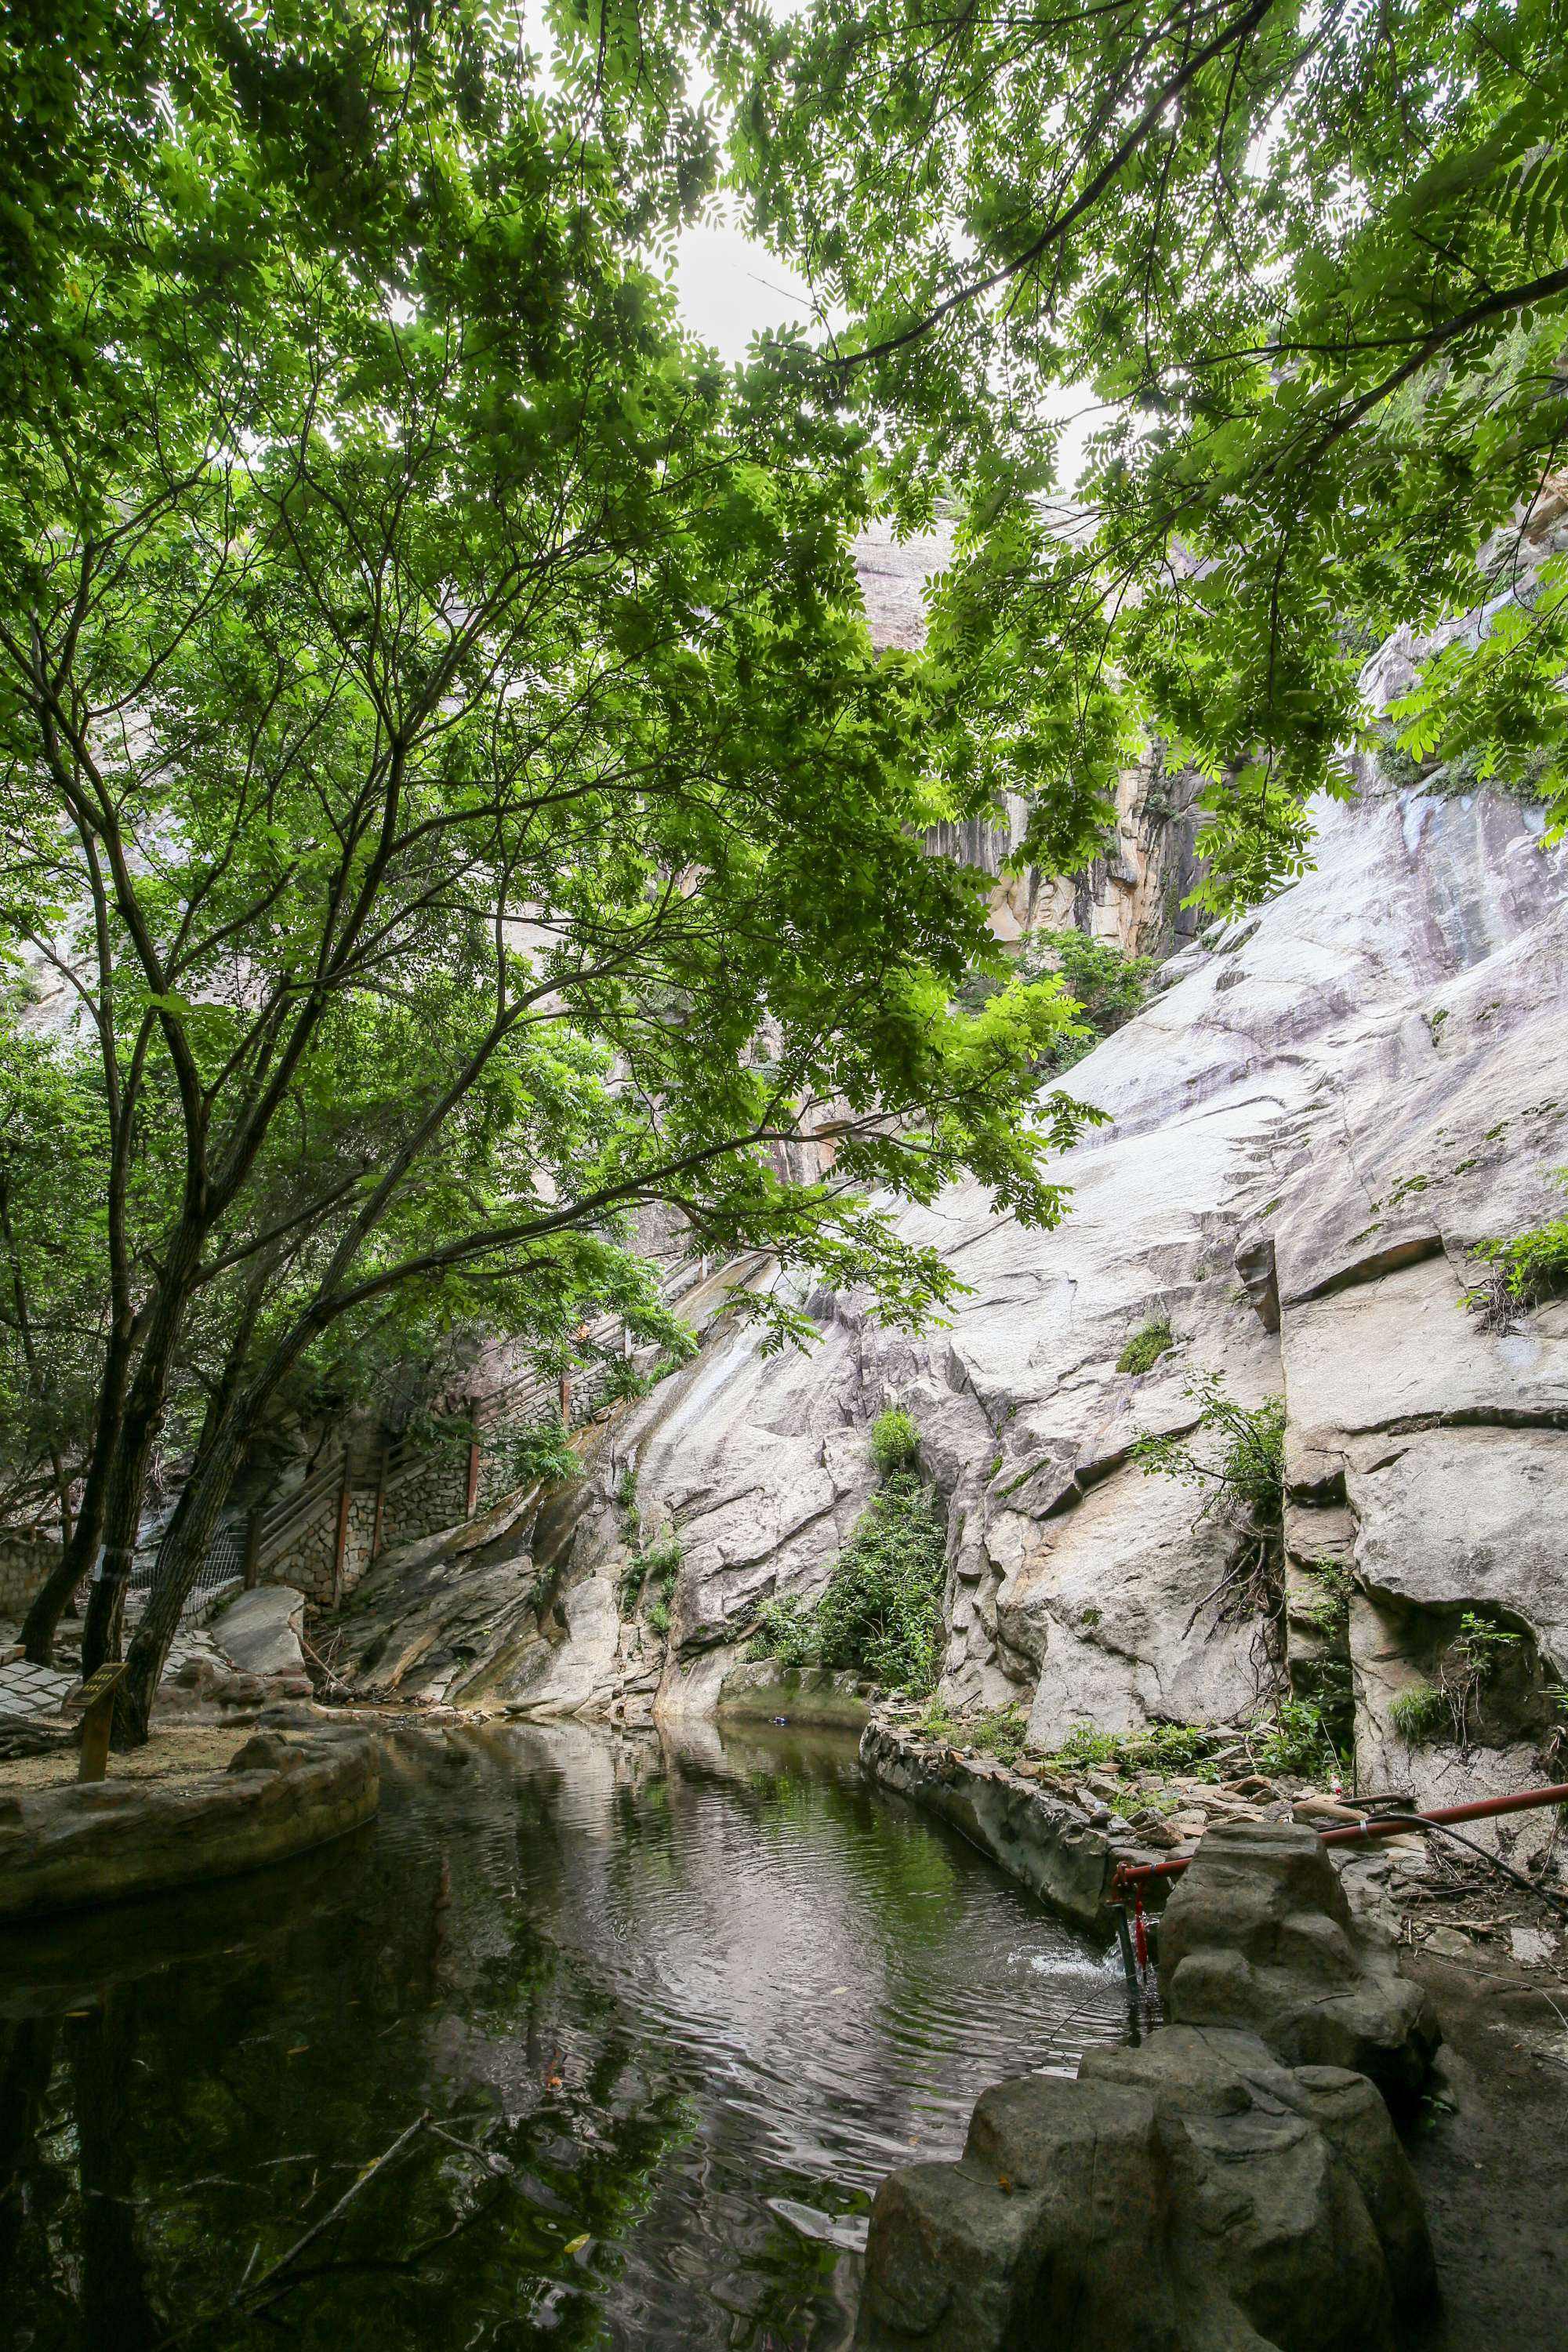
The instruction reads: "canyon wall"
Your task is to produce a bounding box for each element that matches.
[331,532,1568,1860]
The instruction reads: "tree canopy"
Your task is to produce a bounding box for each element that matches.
[0,0,1091,1730]
[718,0,1568,907]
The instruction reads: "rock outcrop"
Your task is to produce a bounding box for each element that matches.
[1158,1822,1438,2104]
[323,539,1568,1850]
[855,2027,1436,2352]
[376,779,1568,1831]
[856,1821,1439,2351]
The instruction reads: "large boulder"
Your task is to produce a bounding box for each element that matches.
[213,1584,307,1679]
[855,2025,1436,2352]
[1159,1821,1438,2103]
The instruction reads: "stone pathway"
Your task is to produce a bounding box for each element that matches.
[0,1654,78,1722]
[0,1610,233,1726]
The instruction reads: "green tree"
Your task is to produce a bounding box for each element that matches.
[720,0,1568,908]
[0,9,1090,1738]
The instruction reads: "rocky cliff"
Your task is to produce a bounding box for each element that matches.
[334,766,1567,1841]
[328,541,1568,1867]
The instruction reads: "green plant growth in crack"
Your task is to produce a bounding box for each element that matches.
[1464,1169,1568,1330]
[619,1527,683,1626]
[1294,1555,1353,1641]
[1390,1682,1449,1746]
[1443,1612,1522,1746]
[1134,1374,1286,1636]
[1391,1612,1524,1748]
[1117,1314,1174,1376]
[1290,1557,1356,1754]
[747,1414,946,1693]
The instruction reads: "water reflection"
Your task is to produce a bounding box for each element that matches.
[0,1719,1129,2350]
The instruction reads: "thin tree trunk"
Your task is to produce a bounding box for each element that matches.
[111,1264,272,1746]
[20,1316,132,1665]
[114,1414,251,1747]
[80,1223,205,1678]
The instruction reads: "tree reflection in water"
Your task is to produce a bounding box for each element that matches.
[0,1722,1126,2350]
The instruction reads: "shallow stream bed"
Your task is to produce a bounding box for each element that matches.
[0,1718,1131,2350]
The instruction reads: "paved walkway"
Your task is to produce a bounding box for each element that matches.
[0,1656,78,1722]
[0,1613,229,1725]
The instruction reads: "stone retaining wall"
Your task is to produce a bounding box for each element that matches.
[0,1533,58,1621]
[859,1718,1115,1934]
[0,1728,379,1920]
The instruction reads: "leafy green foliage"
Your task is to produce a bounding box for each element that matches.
[716,0,1568,902]
[746,1593,819,1671]
[1016,931,1155,1074]
[812,1476,948,1693]
[620,1527,684,1619]
[0,13,1111,1705]
[1134,1377,1286,1541]
[748,1470,948,1693]
[1465,1171,1568,1327]
[495,1416,579,1495]
[868,1406,920,1477]
[1117,1316,1174,1377]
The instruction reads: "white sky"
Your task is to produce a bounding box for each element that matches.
[670,212,1103,491]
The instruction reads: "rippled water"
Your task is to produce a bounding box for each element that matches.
[0,1719,1131,2350]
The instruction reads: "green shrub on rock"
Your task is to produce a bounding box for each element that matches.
[1465,1170,1568,1328]
[869,1406,921,1477]
[746,1440,948,1695]
[1117,1316,1174,1376]
[813,1475,946,1693]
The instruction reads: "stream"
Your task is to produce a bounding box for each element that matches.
[0,1718,1131,2350]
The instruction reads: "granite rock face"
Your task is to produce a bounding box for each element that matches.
[855,2026,1436,2352]
[326,545,1568,1838]
[416,781,1568,1828]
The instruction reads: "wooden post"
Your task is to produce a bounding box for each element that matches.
[331,1454,351,1610]
[370,1445,388,1559]
[77,1662,127,1784]
[557,1371,572,1425]
[241,1506,263,1591]
[465,1439,481,1520]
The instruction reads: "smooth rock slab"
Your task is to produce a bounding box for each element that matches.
[0,1729,379,1920]
[211,1583,308,1679]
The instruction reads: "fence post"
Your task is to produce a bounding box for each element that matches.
[331,1454,351,1610]
[242,1506,263,1591]
[371,1443,388,1559]
[465,1437,481,1520]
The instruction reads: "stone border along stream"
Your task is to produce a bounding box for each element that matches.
[0,1728,379,1921]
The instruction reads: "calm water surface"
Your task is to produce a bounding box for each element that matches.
[0,1719,1131,2350]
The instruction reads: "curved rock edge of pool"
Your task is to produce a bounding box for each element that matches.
[859,1718,1116,1933]
[0,1727,379,1922]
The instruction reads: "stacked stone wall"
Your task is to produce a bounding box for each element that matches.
[0,1532,59,1619]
